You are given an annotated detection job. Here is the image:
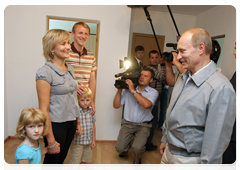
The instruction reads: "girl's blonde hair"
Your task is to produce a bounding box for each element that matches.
[42,29,71,61]
[15,108,50,140]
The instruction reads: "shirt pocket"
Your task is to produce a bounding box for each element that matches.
[184,126,204,153]
[52,76,65,86]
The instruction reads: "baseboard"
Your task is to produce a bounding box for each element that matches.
[4,136,10,143]
[96,140,117,143]
[5,136,117,144]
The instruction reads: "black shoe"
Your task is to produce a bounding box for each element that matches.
[146,143,157,151]
[133,159,142,170]
[119,152,128,157]
[133,159,141,164]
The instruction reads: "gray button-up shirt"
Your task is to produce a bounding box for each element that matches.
[162,61,236,164]
[36,61,80,123]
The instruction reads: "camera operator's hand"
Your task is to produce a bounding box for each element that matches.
[171,52,187,74]
[172,52,179,66]
[125,79,135,93]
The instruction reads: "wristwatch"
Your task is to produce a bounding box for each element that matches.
[132,90,137,95]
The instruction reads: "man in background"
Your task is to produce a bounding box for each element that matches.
[145,50,166,151]
[65,22,97,170]
[128,45,144,71]
[65,22,97,115]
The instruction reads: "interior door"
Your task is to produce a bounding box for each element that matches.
[131,32,165,66]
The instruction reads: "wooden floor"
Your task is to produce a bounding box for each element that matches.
[4,127,163,164]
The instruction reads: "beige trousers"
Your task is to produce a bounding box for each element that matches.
[161,144,201,164]
[115,119,152,163]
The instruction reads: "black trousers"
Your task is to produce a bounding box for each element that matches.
[43,120,77,164]
[222,141,236,164]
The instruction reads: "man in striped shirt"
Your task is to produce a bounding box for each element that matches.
[145,50,166,151]
[66,22,97,115]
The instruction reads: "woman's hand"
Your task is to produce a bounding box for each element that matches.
[47,141,60,154]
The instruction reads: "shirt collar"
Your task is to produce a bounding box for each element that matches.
[71,42,87,56]
[136,85,151,93]
[45,61,75,78]
[184,61,217,87]
[134,56,141,64]
[79,106,92,114]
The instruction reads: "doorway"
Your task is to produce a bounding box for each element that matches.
[212,35,225,69]
[47,16,100,102]
[131,32,165,66]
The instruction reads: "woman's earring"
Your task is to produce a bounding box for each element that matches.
[52,52,54,56]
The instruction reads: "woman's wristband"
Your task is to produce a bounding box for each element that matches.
[47,141,57,149]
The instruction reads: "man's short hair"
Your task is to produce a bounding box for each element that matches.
[185,28,212,55]
[149,50,159,58]
[72,22,90,34]
[135,45,144,52]
[142,67,155,79]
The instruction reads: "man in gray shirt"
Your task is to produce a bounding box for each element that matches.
[160,28,236,164]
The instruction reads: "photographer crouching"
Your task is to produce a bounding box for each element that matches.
[113,67,158,164]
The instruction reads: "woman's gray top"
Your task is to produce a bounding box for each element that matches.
[36,61,80,123]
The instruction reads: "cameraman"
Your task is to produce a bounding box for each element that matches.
[113,67,158,164]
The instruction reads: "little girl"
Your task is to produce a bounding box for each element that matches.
[15,108,50,164]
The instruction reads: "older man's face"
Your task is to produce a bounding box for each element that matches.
[177,33,201,74]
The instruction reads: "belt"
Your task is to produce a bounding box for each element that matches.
[168,143,201,157]
[124,119,152,124]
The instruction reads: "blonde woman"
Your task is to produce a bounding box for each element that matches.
[36,29,81,164]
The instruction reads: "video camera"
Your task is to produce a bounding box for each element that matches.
[163,43,178,62]
[114,69,141,89]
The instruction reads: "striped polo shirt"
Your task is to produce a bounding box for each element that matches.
[65,43,97,86]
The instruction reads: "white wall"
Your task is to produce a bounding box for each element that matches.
[4,5,131,140]
[128,8,197,57]
[196,5,236,79]
[129,6,236,80]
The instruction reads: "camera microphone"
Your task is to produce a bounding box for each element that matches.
[166,43,177,47]
[115,73,124,78]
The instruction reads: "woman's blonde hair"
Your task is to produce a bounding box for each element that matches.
[42,29,71,61]
[15,108,50,140]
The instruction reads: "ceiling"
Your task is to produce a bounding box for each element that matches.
[146,5,218,15]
